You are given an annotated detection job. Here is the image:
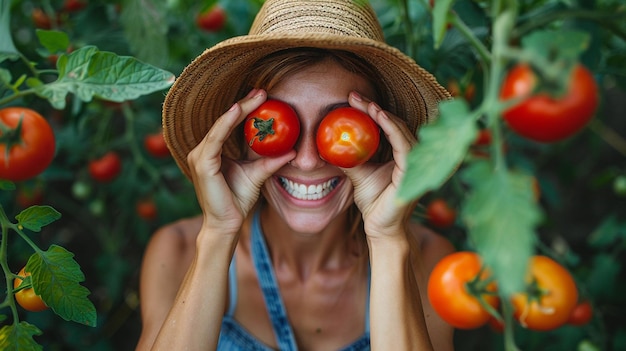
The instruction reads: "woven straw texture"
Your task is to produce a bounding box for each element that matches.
[162,0,450,178]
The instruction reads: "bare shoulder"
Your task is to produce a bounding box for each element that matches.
[407,220,455,273]
[136,215,202,350]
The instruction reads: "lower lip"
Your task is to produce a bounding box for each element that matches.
[274,176,342,206]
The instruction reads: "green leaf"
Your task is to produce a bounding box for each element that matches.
[397,99,477,202]
[36,30,70,54]
[432,0,455,49]
[26,245,97,327]
[15,205,61,232]
[588,214,626,249]
[0,0,19,63]
[522,29,590,64]
[0,322,43,351]
[32,46,175,109]
[120,0,169,67]
[0,179,15,190]
[461,162,542,297]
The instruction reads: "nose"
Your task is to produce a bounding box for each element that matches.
[290,128,326,170]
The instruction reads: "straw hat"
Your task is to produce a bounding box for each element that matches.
[162,0,450,178]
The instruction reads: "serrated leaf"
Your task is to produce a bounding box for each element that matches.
[461,163,542,297]
[0,322,43,351]
[15,205,61,232]
[32,46,175,109]
[397,99,477,202]
[26,245,97,327]
[36,30,70,54]
[432,0,455,49]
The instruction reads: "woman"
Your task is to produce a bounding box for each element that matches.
[136,1,455,350]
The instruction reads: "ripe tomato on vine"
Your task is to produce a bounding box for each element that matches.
[13,267,48,312]
[0,107,56,182]
[500,63,598,142]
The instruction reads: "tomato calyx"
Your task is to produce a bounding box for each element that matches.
[0,115,24,155]
[464,266,502,324]
[248,117,276,146]
[13,273,33,293]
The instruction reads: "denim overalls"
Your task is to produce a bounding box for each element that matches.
[217,210,371,350]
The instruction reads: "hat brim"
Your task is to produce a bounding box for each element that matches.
[162,33,450,178]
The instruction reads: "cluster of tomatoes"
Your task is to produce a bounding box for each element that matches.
[427,251,593,332]
[244,99,380,168]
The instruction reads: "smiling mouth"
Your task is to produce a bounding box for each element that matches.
[278,177,340,200]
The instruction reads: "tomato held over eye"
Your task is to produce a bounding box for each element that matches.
[244,100,300,157]
[428,251,499,329]
[0,107,56,182]
[500,63,598,142]
[316,107,380,168]
[14,267,48,312]
[511,255,578,331]
[89,151,122,182]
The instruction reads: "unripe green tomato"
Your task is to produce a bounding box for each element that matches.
[72,180,91,200]
[613,176,626,197]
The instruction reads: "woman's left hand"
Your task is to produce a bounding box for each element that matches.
[343,91,417,239]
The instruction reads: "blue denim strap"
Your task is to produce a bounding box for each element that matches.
[251,210,298,351]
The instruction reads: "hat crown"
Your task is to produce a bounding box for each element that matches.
[250,0,384,41]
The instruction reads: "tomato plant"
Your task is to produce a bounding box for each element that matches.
[426,198,457,228]
[511,255,578,331]
[63,0,87,12]
[428,251,499,329]
[196,5,227,32]
[244,99,300,157]
[316,107,380,168]
[13,267,48,312]
[568,300,593,326]
[88,151,122,183]
[500,63,599,142]
[0,107,56,182]
[144,132,170,158]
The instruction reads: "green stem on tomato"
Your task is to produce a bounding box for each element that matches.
[501,300,521,351]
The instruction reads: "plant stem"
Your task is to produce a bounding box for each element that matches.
[0,205,21,326]
[449,12,492,64]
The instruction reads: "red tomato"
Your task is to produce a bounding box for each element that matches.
[88,152,122,182]
[16,185,44,208]
[63,0,87,12]
[196,5,227,32]
[511,255,578,331]
[428,251,499,329]
[14,267,48,312]
[0,107,56,182]
[32,8,52,29]
[473,129,492,146]
[500,63,598,142]
[426,198,456,228]
[316,107,380,168]
[144,132,170,158]
[136,199,158,221]
[567,300,593,326]
[244,100,300,157]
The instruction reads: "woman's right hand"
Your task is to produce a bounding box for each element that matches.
[186,89,296,237]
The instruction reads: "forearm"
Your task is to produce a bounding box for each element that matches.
[150,231,237,351]
[368,236,433,351]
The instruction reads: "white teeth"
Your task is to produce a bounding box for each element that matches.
[279,177,339,200]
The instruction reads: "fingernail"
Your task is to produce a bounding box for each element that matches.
[228,103,238,111]
[246,88,259,98]
[350,91,362,101]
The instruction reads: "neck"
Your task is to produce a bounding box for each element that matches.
[258,206,365,282]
